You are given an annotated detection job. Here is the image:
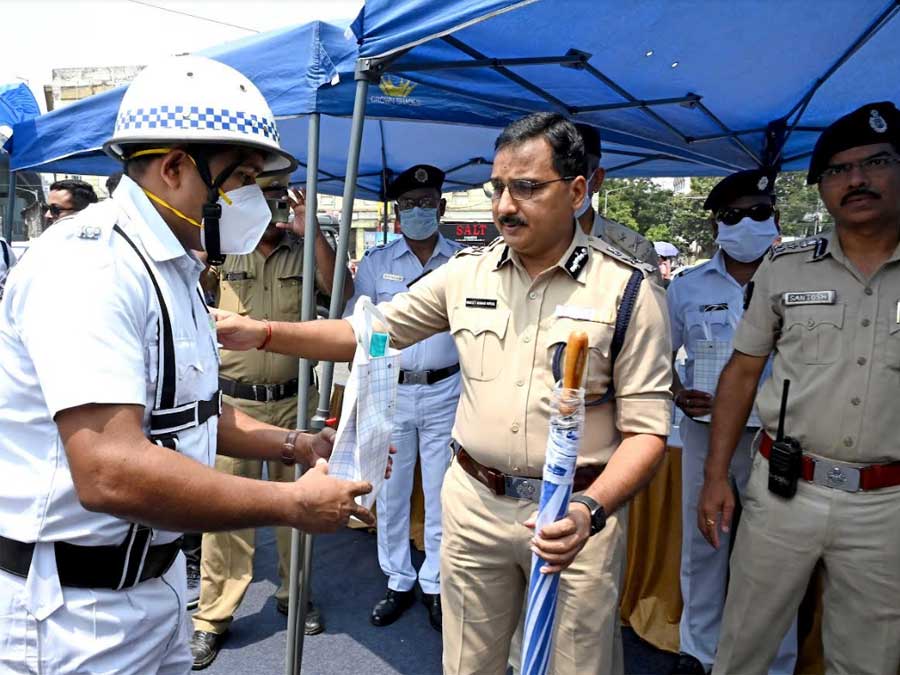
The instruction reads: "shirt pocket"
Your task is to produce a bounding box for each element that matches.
[782,304,845,365]
[886,299,900,370]
[219,277,254,316]
[450,307,510,381]
[545,318,615,394]
[174,338,205,401]
[374,278,408,303]
[276,273,303,319]
[685,308,731,344]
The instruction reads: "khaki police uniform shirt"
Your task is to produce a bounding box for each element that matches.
[734,230,900,464]
[369,224,673,476]
[592,212,660,270]
[216,233,314,426]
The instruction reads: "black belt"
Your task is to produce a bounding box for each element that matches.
[398,363,460,385]
[219,377,299,402]
[0,532,182,590]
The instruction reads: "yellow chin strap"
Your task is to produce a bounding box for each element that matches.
[127,147,233,228]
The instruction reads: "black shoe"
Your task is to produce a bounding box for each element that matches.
[671,652,708,675]
[190,630,226,671]
[185,564,201,611]
[276,598,325,636]
[422,592,441,632]
[370,588,415,627]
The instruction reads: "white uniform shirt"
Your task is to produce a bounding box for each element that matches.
[667,250,746,390]
[345,234,462,371]
[0,175,219,550]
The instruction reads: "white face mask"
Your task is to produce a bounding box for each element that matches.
[574,171,596,218]
[398,207,439,240]
[200,184,272,255]
[715,216,779,263]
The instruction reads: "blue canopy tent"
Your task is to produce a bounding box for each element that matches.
[298,2,900,671]
[1,82,41,241]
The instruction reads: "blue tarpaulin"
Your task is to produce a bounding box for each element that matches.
[7,10,787,195]
[352,0,900,174]
[0,82,40,132]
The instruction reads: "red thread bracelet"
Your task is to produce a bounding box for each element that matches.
[257,320,273,350]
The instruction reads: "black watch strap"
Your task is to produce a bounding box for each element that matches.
[570,495,607,536]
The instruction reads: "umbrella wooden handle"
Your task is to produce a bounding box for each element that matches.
[563,331,589,390]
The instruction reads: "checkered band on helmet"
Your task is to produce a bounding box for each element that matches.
[115,106,280,144]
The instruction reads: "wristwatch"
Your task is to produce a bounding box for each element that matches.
[281,429,305,466]
[570,495,607,536]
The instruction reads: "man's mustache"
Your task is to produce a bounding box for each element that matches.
[498,215,528,227]
[841,188,880,206]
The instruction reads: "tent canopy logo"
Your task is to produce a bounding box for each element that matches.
[370,76,421,107]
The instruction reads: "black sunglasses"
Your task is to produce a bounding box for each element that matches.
[46,204,75,217]
[715,203,774,226]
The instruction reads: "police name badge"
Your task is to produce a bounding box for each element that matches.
[782,290,836,306]
[382,273,404,282]
[465,297,497,309]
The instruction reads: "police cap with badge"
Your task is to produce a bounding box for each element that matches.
[806,101,900,184]
[386,164,445,200]
[703,168,777,213]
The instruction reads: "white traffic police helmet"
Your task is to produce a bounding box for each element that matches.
[104,55,296,175]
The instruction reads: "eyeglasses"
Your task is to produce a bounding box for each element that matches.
[396,196,439,210]
[819,154,900,184]
[484,176,576,201]
[715,203,775,226]
[45,204,75,217]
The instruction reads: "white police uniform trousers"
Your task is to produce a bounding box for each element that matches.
[0,555,192,675]
[377,373,460,594]
[679,418,797,673]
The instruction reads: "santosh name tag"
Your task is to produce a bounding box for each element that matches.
[382,273,404,282]
[782,290,836,306]
[466,297,497,309]
[554,305,596,321]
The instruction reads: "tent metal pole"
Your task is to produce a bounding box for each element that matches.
[313,76,370,440]
[571,94,701,114]
[389,53,584,72]
[380,121,389,246]
[3,169,16,242]
[285,112,321,675]
[441,35,572,113]
[692,100,762,166]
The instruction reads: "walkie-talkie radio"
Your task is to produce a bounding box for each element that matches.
[767,379,803,498]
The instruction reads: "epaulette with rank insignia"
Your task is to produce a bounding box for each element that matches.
[452,242,490,259]
[589,236,655,275]
[768,236,825,261]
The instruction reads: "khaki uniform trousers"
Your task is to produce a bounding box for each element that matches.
[713,452,900,675]
[441,459,628,675]
[192,392,314,635]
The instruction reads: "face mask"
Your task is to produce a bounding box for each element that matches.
[399,207,439,240]
[574,172,596,218]
[143,183,271,255]
[715,216,779,263]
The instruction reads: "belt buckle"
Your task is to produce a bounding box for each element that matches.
[812,458,861,492]
[504,476,541,502]
[404,370,428,385]
[266,384,278,401]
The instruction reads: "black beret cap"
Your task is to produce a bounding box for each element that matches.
[703,168,777,211]
[386,164,445,200]
[575,123,602,158]
[807,101,900,185]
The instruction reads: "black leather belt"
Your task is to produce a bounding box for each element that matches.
[219,377,298,402]
[398,363,460,385]
[0,533,182,590]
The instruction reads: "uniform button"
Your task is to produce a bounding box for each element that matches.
[528,291,538,300]
[851,397,861,406]
[843,436,854,447]
[516,380,525,387]
[857,356,867,366]
[864,287,873,295]
[861,318,871,327]
[511,423,520,433]
[523,336,531,343]
[264,286,269,291]
[807,319,815,328]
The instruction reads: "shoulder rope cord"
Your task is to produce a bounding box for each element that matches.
[112,224,222,588]
[551,268,644,406]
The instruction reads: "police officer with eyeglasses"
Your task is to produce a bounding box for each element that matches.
[701,101,900,675]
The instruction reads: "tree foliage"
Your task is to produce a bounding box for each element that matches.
[598,172,832,259]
